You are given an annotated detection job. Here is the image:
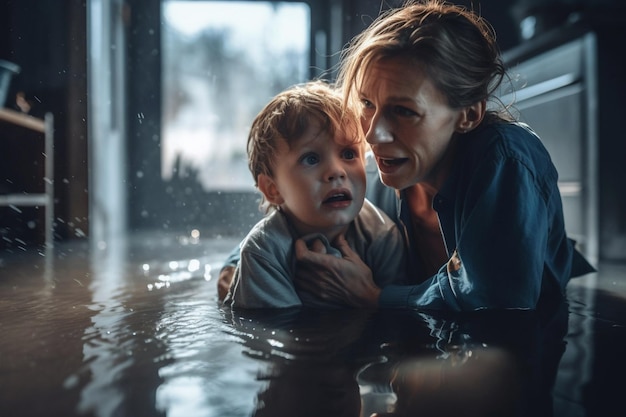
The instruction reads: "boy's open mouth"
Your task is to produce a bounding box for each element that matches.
[323,189,352,204]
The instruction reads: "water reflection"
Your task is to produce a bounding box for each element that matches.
[224,309,370,417]
[0,237,625,417]
[223,304,568,417]
[78,235,159,416]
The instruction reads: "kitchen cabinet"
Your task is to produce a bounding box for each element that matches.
[0,108,54,247]
[501,19,626,263]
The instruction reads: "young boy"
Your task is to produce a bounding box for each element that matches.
[224,81,407,308]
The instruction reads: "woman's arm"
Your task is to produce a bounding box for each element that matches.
[217,244,241,301]
[380,154,550,311]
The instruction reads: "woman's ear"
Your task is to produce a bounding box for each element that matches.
[257,174,284,205]
[456,99,486,133]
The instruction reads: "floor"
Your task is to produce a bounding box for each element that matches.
[0,232,625,417]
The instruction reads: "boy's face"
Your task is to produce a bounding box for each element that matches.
[258,120,366,238]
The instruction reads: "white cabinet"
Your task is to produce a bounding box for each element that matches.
[0,108,54,247]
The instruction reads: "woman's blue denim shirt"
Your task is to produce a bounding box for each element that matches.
[368,121,595,312]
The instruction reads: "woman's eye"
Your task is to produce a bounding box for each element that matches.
[300,153,319,166]
[393,105,417,117]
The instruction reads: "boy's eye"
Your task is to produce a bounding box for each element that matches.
[342,148,358,160]
[300,153,319,166]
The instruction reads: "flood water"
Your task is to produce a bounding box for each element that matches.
[1,232,625,417]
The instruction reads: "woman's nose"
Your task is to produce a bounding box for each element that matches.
[364,115,393,144]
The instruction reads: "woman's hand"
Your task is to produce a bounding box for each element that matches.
[294,234,381,308]
[217,265,236,301]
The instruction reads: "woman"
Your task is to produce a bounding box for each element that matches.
[291,0,594,311]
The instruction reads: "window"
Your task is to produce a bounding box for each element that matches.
[92,0,331,236]
[161,1,311,191]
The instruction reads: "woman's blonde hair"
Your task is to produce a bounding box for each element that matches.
[337,0,510,122]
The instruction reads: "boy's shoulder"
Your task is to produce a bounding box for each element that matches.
[240,210,294,254]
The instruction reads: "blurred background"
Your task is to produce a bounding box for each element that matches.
[1,0,625,264]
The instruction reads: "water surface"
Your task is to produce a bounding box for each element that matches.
[1,233,624,417]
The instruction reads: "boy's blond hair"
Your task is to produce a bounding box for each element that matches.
[247,80,364,210]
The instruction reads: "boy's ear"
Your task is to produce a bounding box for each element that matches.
[456,99,486,133]
[257,174,284,205]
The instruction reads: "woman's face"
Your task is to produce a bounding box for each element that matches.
[358,56,465,190]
